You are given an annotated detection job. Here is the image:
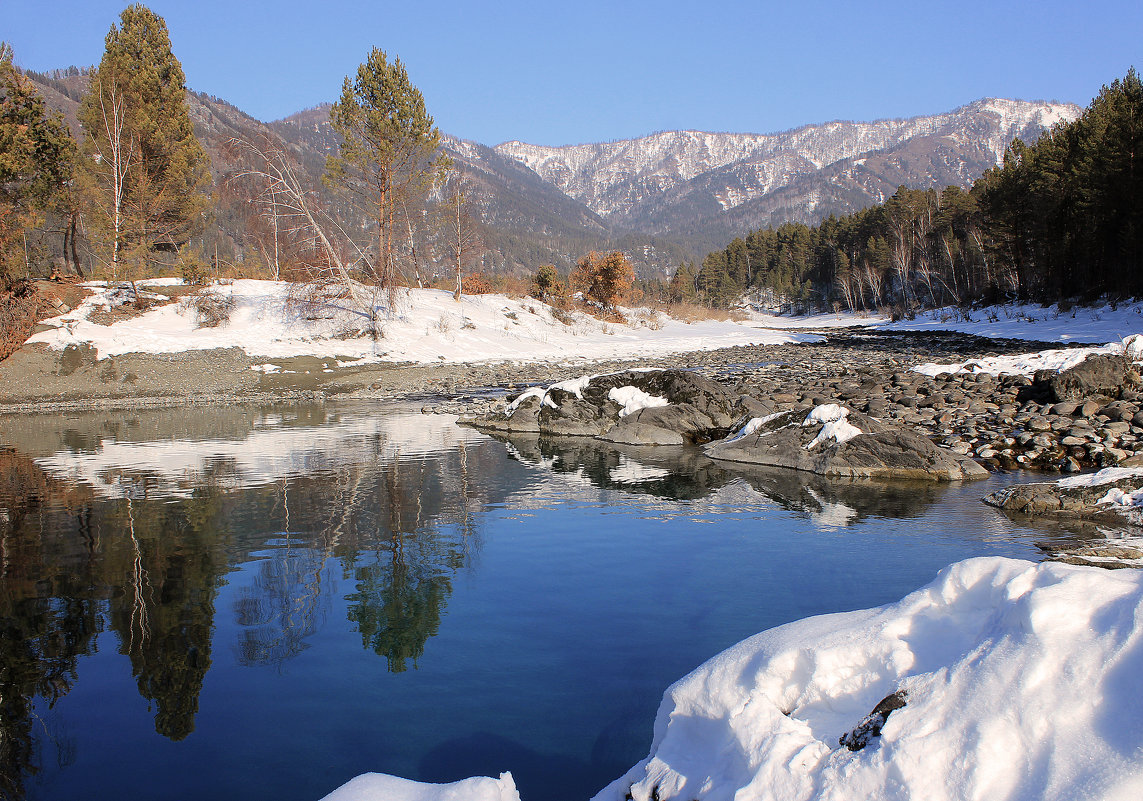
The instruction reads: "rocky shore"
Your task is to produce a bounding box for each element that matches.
[4,328,1141,478]
[458,330,1143,476]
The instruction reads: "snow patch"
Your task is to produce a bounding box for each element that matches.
[608,386,668,418]
[803,404,863,450]
[1058,466,1143,489]
[1097,487,1143,508]
[723,412,787,444]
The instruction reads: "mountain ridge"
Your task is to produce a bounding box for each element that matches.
[493,98,1079,221]
[21,66,1081,275]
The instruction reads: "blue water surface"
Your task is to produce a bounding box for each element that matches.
[0,402,1063,801]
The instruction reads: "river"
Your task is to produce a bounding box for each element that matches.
[0,402,1075,801]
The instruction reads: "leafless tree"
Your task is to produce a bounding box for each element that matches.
[227,135,390,337]
[82,76,136,285]
[439,172,483,300]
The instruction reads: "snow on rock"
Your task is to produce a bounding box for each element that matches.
[320,771,519,801]
[505,374,598,416]
[1098,486,1143,508]
[1058,466,1143,490]
[505,386,557,416]
[593,557,1143,801]
[608,385,669,418]
[1056,467,1143,510]
[802,404,863,450]
[722,412,787,445]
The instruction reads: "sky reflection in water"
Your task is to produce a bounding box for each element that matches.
[0,402,1063,801]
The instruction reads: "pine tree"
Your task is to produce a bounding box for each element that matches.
[0,43,75,289]
[77,4,211,283]
[667,261,697,303]
[326,48,445,309]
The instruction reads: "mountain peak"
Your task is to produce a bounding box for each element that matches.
[493,99,1081,222]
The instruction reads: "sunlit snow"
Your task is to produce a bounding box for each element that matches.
[26,280,817,365]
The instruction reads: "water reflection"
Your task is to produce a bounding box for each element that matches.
[0,405,1054,801]
[496,432,734,500]
[494,431,945,525]
[0,407,504,798]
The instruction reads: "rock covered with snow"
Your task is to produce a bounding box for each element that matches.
[985,466,1143,525]
[1032,352,1141,402]
[321,771,519,801]
[464,369,756,445]
[592,557,1143,801]
[985,467,1143,566]
[704,404,988,481]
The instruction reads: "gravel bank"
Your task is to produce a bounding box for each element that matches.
[5,329,1135,475]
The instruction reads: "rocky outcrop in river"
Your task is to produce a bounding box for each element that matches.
[704,405,988,481]
[450,334,1143,479]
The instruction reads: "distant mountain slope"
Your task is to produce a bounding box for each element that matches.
[495,99,1080,245]
[23,67,1080,275]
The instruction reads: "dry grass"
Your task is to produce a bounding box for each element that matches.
[649,301,747,323]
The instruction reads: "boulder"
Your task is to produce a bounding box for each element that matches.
[984,466,1143,526]
[1033,354,1137,403]
[462,368,748,444]
[704,404,988,481]
[601,404,716,446]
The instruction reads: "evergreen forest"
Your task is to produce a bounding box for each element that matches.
[686,70,1143,314]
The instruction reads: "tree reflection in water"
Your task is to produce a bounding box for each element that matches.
[0,415,497,797]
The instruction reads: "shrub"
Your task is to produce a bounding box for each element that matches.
[178,248,212,285]
[461,273,493,295]
[570,251,634,311]
[0,280,41,361]
[185,291,235,328]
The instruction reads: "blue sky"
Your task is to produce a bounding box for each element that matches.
[2,1,1139,146]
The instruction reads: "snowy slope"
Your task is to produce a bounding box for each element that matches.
[25,280,819,364]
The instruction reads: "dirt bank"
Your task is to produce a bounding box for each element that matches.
[0,329,1056,416]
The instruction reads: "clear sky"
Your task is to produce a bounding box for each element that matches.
[2,0,1139,147]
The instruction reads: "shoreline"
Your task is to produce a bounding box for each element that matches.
[0,328,1064,416]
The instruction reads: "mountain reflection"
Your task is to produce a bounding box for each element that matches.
[0,407,505,798]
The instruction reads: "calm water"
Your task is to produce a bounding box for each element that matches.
[0,402,1075,801]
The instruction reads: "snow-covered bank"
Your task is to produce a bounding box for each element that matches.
[321,772,520,801]
[25,280,818,365]
[880,301,1143,344]
[596,557,1143,801]
[913,334,1143,378]
[324,557,1143,801]
[744,301,1143,346]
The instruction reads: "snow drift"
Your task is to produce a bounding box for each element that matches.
[594,557,1143,801]
[321,772,519,801]
[323,557,1143,801]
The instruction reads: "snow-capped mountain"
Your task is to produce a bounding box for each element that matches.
[24,63,1082,273]
[494,99,1079,230]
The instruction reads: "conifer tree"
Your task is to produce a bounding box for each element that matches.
[77,4,211,283]
[326,48,445,309]
[0,43,75,289]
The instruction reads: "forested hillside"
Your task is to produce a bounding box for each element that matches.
[689,70,1142,312]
